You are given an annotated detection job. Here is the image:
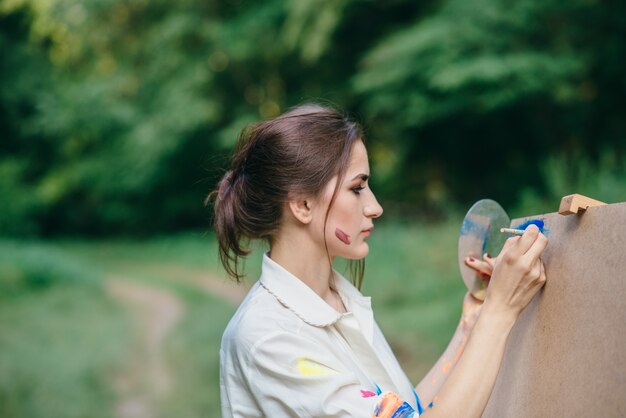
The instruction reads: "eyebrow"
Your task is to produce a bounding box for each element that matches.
[350,173,370,181]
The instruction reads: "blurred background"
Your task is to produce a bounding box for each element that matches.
[1,0,624,416]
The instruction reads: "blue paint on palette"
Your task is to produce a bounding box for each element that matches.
[461,217,490,254]
[460,218,488,239]
[513,219,549,235]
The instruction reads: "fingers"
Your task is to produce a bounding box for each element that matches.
[539,260,547,286]
[483,228,548,320]
[499,235,520,259]
[483,253,495,269]
[523,248,547,295]
[463,291,483,306]
[508,224,541,257]
[527,259,547,292]
[523,232,548,262]
[528,258,543,283]
[465,257,493,278]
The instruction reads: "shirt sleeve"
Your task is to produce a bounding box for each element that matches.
[240,330,417,418]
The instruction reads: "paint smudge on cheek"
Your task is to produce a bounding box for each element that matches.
[335,228,351,245]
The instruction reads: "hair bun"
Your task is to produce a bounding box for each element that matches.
[218,169,239,198]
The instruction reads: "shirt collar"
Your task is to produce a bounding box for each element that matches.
[259,252,372,329]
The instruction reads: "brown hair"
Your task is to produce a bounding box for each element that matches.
[207,103,366,287]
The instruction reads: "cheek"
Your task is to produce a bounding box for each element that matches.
[329,200,360,245]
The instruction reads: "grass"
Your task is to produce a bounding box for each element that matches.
[0,218,468,416]
[160,292,235,416]
[0,242,131,418]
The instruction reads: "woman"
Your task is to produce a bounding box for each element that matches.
[210,104,547,417]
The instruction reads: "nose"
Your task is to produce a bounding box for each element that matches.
[364,194,383,219]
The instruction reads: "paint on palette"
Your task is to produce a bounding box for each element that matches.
[460,216,491,254]
[459,217,489,239]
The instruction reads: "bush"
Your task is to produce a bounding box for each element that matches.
[513,150,626,217]
[0,240,100,296]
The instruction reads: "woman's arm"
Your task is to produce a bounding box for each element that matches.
[416,253,495,406]
[415,293,481,407]
[420,224,548,418]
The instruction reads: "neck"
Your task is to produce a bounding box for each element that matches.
[270,229,344,311]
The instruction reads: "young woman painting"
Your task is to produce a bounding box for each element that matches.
[210,104,547,417]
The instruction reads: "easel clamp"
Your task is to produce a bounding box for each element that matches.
[558,194,607,215]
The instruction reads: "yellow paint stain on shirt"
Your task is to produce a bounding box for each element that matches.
[296,358,339,376]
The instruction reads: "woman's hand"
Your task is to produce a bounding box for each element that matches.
[460,292,483,334]
[464,253,495,281]
[418,225,547,418]
[482,224,548,322]
[460,253,495,332]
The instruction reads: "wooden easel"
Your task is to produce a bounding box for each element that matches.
[482,194,626,418]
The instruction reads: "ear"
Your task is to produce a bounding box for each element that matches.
[288,199,313,225]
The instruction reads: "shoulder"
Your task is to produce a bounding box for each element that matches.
[221,281,305,358]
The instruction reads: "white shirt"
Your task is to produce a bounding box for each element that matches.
[220,254,423,417]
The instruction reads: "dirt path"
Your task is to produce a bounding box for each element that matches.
[138,264,248,304]
[106,278,185,418]
[104,264,246,417]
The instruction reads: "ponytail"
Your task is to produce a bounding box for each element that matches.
[208,170,249,282]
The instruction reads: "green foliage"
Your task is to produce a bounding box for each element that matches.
[354,0,625,210]
[354,0,586,123]
[283,0,350,63]
[0,239,100,295]
[1,0,624,236]
[514,150,626,217]
[0,159,43,235]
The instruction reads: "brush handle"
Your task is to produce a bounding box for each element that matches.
[500,228,525,235]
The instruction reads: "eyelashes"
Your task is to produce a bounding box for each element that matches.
[351,185,365,194]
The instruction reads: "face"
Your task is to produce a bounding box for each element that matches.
[311,140,383,260]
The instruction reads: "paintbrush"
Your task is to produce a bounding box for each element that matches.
[500,227,526,236]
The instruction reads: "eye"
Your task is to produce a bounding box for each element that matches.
[351,185,365,195]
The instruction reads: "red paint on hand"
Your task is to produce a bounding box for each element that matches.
[335,228,351,245]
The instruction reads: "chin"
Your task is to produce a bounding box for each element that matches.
[340,244,369,260]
